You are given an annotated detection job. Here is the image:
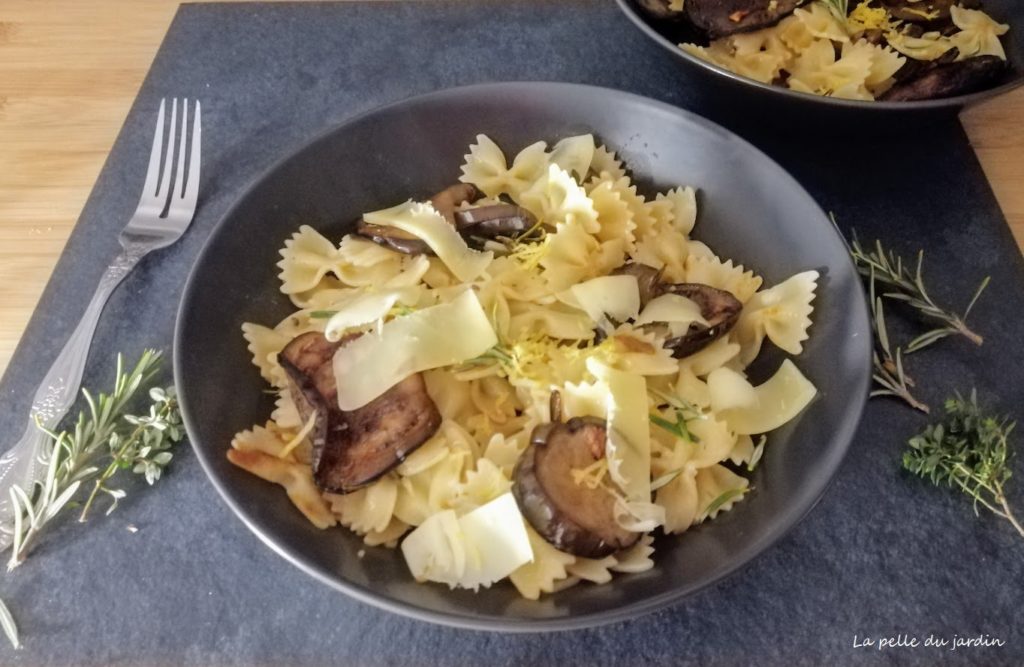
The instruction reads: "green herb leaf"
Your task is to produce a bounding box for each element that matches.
[902,391,1022,539]
[747,435,767,472]
[651,466,687,492]
[650,412,700,444]
[819,0,849,23]
[701,487,748,520]
[648,389,702,443]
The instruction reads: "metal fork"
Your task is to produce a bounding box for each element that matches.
[0,98,201,549]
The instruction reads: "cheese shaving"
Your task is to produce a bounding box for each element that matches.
[363,200,493,282]
[570,275,641,327]
[401,492,533,590]
[333,289,498,410]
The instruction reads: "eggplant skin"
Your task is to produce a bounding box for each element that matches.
[278,332,441,494]
[354,183,481,255]
[880,56,1007,102]
[453,204,540,241]
[513,417,641,559]
[314,373,441,492]
[685,0,803,38]
[431,183,481,224]
[354,221,433,255]
[612,262,664,309]
[662,283,743,358]
[611,264,743,358]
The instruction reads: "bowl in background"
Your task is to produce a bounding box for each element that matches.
[616,0,1024,119]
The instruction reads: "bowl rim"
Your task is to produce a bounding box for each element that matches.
[614,0,1024,111]
[174,80,872,632]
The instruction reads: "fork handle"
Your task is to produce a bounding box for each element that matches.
[29,245,146,425]
[0,244,146,519]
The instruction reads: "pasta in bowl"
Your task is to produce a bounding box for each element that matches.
[231,134,821,598]
[175,82,871,630]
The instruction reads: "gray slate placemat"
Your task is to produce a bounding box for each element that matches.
[2,1,1022,665]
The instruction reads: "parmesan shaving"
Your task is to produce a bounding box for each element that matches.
[323,288,418,342]
[634,293,707,337]
[363,200,493,282]
[586,359,651,507]
[400,492,533,590]
[333,289,498,410]
[570,275,640,328]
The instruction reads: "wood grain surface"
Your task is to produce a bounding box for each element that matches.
[0,0,1021,378]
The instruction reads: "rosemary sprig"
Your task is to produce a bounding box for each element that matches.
[650,413,699,443]
[850,237,988,353]
[5,350,182,570]
[903,391,1022,538]
[867,267,929,413]
[819,0,849,23]
[648,388,703,443]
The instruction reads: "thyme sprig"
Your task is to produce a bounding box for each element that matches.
[78,386,182,521]
[903,391,1022,539]
[5,350,182,570]
[850,237,988,353]
[867,268,929,413]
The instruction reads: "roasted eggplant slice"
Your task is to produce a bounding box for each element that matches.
[278,332,441,493]
[315,373,441,492]
[430,183,481,225]
[611,264,742,357]
[355,221,432,255]
[513,417,640,558]
[880,56,1007,102]
[355,183,481,255]
[453,204,540,241]
[635,0,686,20]
[612,262,664,309]
[661,283,743,358]
[685,0,804,38]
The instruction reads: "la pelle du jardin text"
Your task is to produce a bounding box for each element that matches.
[852,633,1005,652]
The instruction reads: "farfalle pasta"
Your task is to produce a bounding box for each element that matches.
[656,0,1012,102]
[230,134,820,599]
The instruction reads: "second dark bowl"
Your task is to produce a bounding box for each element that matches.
[616,0,1024,120]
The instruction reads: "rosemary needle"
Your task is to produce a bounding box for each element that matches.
[850,236,988,354]
[866,266,929,413]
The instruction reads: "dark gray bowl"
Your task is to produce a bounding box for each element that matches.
[174,82,871,632]
[616,0,1024,115]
